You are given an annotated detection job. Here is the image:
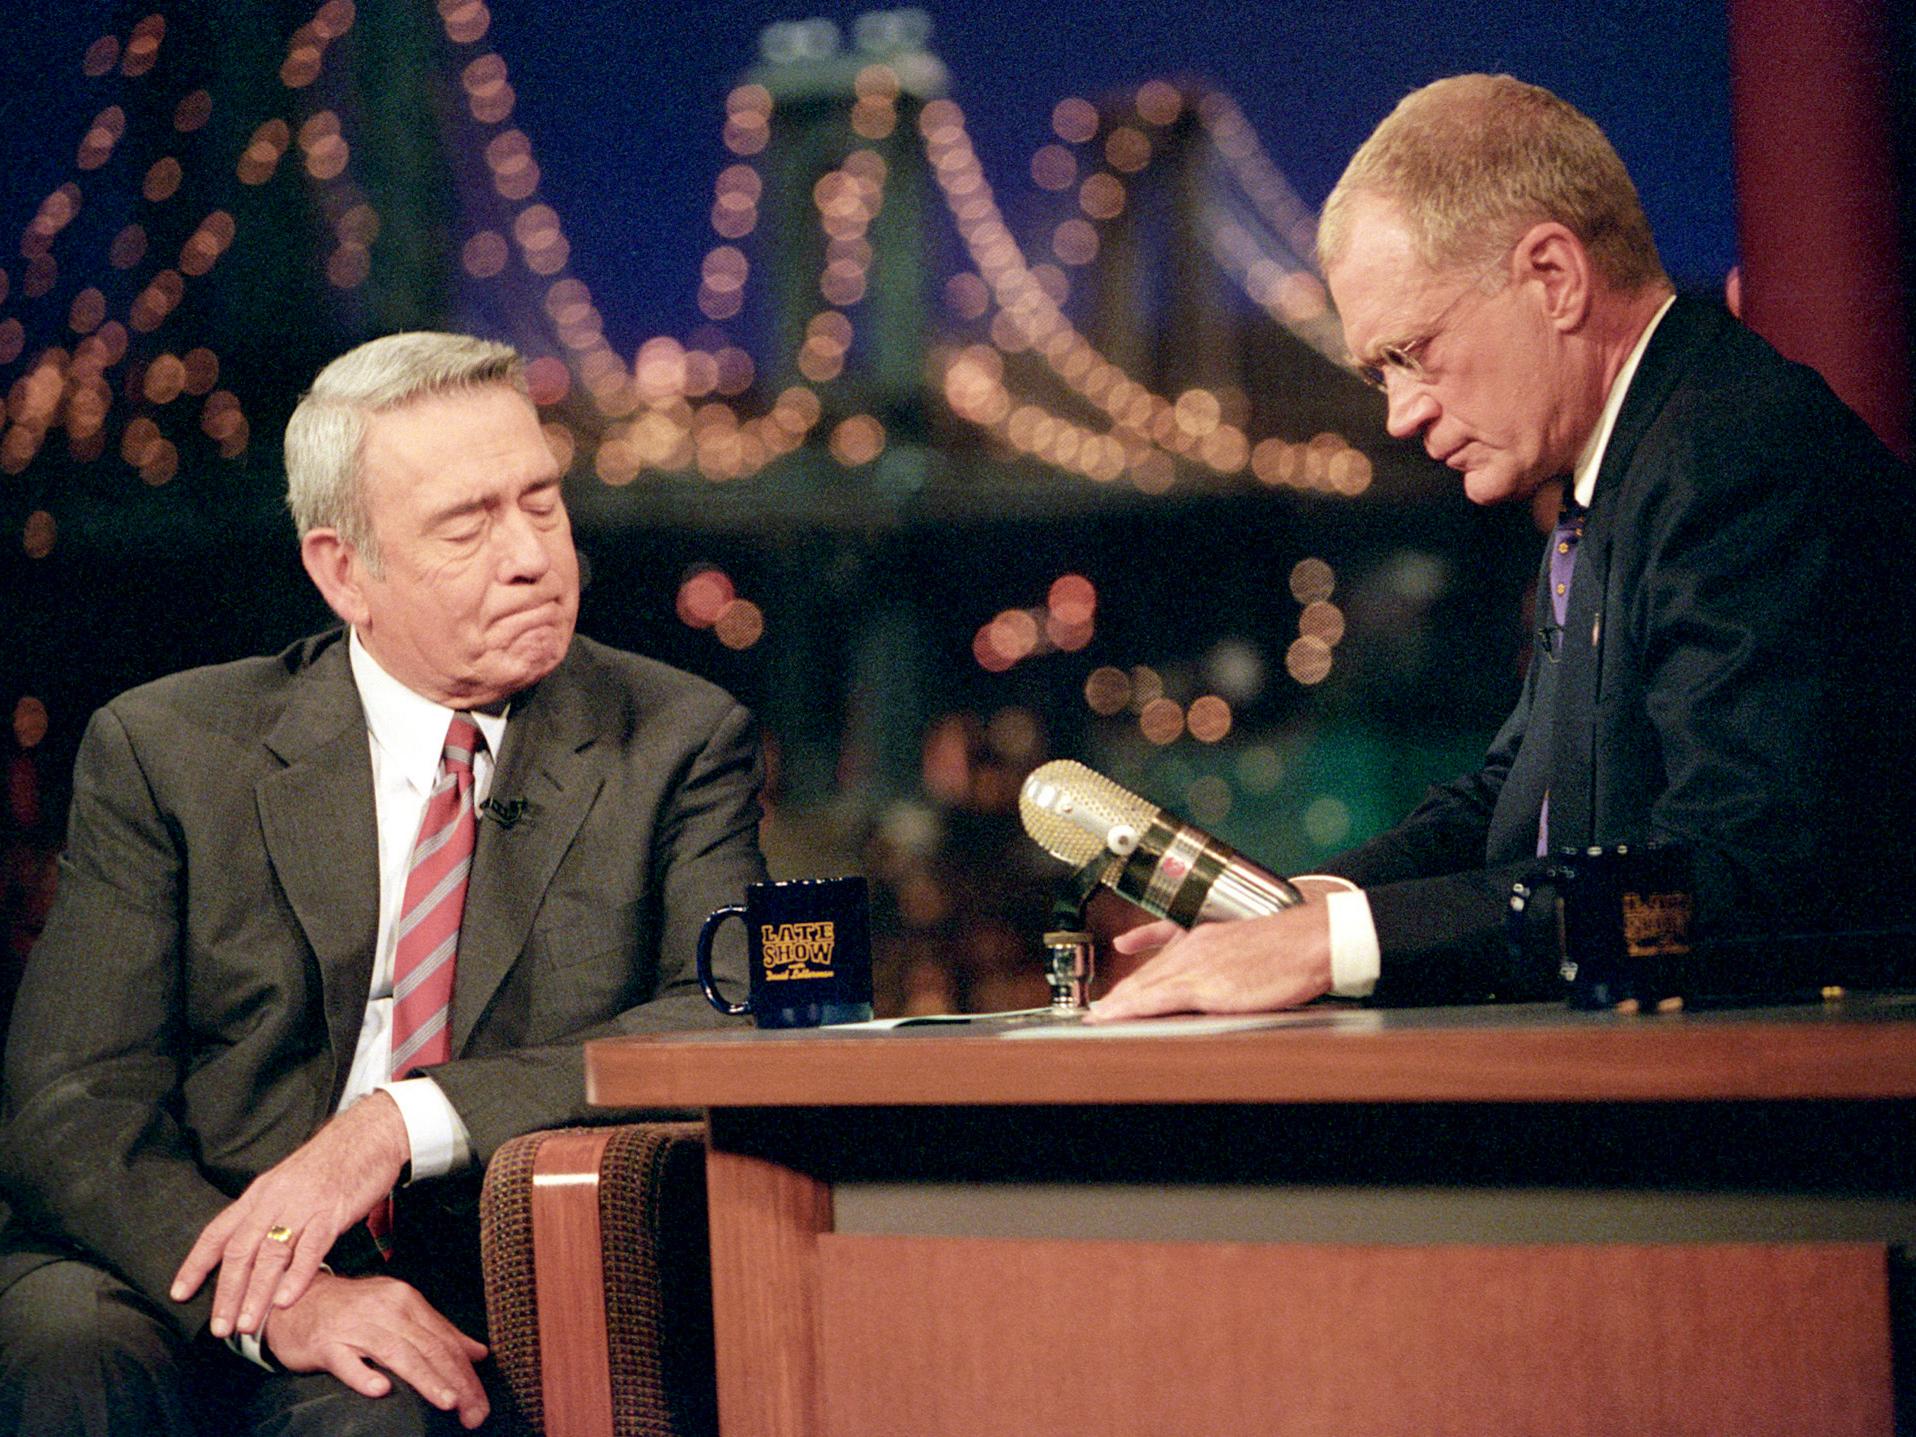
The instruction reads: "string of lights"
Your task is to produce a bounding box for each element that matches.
[440,0,638,463]
[919,86,1376,498]
[0,7,371,504]
[1200,194,1348,366]
[431,29,1376,506]
[1192,91,1320,272]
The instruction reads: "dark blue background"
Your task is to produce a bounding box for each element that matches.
[0,2,1738,355]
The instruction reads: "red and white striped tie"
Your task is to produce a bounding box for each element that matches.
[371,712,481,1256]
[390,713,481,1079]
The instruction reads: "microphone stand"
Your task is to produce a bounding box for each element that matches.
[1042,855,1114,1013]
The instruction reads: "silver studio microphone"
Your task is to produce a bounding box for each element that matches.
[1018,759,1304,926]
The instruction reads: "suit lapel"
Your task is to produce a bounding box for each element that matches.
[1544,299,1720,845]
[1485,530,1561,861]
[452,649,604,1053]
[255,637,381,1102]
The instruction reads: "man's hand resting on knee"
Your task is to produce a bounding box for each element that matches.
[264,1270,490,1430]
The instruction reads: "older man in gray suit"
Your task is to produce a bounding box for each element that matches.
[0,333,766,1433]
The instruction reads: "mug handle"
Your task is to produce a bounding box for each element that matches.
[1507,860,1574,975]
[696,905,751,1017]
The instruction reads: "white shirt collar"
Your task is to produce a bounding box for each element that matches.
[1570,293,1676,509]
[347,629,509,794]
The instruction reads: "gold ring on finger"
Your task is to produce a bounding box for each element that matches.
[265,1224,294,1245]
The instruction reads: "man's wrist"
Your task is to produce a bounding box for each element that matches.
[1294,875,1380,998]
[228,1263,332,1370]
[373,1076,471,1181]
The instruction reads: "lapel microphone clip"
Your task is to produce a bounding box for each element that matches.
[481,796,528,828]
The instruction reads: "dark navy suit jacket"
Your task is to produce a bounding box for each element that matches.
[1326,297,1916,1002]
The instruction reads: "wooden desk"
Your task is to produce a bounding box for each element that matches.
[586,999,1916,1436]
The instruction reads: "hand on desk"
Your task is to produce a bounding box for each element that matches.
[171,1089,411,1339]
[1086,877,1342,1022]
[264,1270,490,1429]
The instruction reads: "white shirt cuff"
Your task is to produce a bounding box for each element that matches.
[227,1261,332,1369]
[371,1077,472,1181]
[1316,883,1381,998]
[232,1327,274,1369]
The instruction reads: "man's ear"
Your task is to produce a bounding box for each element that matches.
[1511,220,1592,333]
[300,528,371,627]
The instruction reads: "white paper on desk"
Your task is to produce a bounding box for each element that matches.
[831,1007,1058,1030]
[1000,1010,1382,1038]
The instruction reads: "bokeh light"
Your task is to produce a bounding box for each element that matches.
[523,355,570,406]
[1136,80,1183,127]
[1052,219,1099,266]
[1187,775,1232,827]
[83,36,120,77]
[1084,666,1130,716]
[1031,143,1076,190]
[1139,697,1185,745]
[987,706,1042,763]
[1047,574,1095,626]
[1129,665,1164,710]
[1304,796,1352,848]
[1285,636,1334,685]
[12,696,50,747]
[143,157,182,203]
[1104,125,1150,173]
[67,288,106,335]
[440,0,490,45]
[676,569,734,629]
[1078,172,1125,220]
[1289,557,1335,605]
[462,230,507,277]
[829,415,885,466]
[122,14,165,78]
[715,599,764,650]
[1236,746,1284,792]
[21,512,56,560]
[1298,599,1346,647]
[1051,97,1098,144]
[1186,695,1233,743]
[173,90,213,133]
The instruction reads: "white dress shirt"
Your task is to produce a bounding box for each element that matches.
[344,630,510,1177]
[1323,295,1677,997]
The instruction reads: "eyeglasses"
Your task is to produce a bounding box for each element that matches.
[1353,259,1509,393]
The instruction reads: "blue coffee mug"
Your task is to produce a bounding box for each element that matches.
[696,876,875,1028]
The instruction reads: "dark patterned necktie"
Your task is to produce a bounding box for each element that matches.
[1538,501,1586,855]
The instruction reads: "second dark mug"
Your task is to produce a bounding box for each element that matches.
[1509,842,1695,1009]
[696,876,875,1028]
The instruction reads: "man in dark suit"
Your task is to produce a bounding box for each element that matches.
[1095,74,1913,1018]
[0,333,766,1432]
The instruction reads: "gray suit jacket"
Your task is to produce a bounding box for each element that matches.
[0,628,765,1337]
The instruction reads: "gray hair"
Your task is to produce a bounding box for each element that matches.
[284,331,526,574]
[1318,74,1667,294]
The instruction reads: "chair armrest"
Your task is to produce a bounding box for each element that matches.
[480,1123,714,1437]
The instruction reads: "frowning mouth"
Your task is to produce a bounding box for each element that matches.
[492,596,571,635]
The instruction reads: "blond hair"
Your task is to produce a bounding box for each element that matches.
[284,331,526,574]
[1318,74,1666,292]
